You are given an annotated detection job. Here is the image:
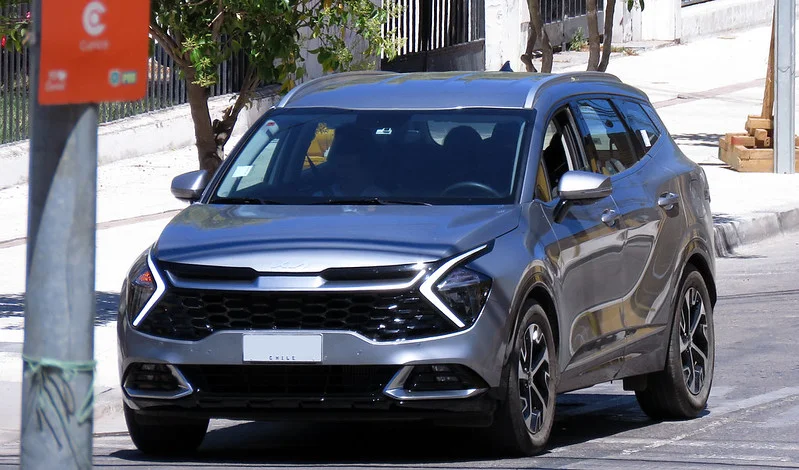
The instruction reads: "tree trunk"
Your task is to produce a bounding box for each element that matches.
[520,19,538,73]
[521,0,554,73]
[598,0,617,72]
[186,67,259,174]
[211,69,260,160]
[541,30,554,73]
[186,79,222,173]
[586,0,601,71]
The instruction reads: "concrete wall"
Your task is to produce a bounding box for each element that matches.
[681,0,774,41]
[619,0,774,43]
[617,0,681,41]
[485,0,526,72]
[0,87,280,190]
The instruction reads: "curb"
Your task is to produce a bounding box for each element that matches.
[93,386,124,425]
[713,208,799,257]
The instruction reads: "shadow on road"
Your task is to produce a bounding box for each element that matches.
[109,392,656,466]
[671,132,723,148]
[0,291,120,327]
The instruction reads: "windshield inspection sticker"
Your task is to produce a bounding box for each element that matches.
[376,127,393,135]
[232,166,252,178]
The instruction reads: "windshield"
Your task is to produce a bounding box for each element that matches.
[211,108,531,205]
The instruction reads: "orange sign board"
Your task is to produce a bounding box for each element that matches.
[39,0,150,105]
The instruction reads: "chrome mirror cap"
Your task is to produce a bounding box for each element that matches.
[558,171,612,201]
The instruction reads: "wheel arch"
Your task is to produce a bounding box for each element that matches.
[505,269,560,365]
[685,252,717,308]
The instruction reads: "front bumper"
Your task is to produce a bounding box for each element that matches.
[118,292,511,421]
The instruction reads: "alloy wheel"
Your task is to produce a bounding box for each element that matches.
[518,323,551,434]
[679,287,710,395]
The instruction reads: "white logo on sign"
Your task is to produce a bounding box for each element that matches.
[82,1,107,37]
[44,69,68,92]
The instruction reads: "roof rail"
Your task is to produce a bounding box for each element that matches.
[275,71,397,108]
[525,71,623,107]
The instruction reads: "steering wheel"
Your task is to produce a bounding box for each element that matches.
[441,181,502,198]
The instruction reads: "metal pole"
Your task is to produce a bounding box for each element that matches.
[20,0,98,468]
[774,0,796,174]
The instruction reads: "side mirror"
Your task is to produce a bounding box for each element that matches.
[171,170,209,203]
[558,171,612,200]
[553,171,612,223]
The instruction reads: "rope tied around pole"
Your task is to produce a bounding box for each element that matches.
[22,354,96,468]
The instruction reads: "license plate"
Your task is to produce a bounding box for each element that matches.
[242,334,322,363]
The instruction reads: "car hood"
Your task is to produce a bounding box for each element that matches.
[153,204,520,272]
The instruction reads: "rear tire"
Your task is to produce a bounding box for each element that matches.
[635,266,715,419]
[488,302,558,456]
[124,403,208,455]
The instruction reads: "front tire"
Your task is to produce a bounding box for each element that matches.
[489,302,558,456]
[124,404,208,455]
[635,266,715,419]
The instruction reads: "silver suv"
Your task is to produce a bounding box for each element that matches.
[118,71,716,457]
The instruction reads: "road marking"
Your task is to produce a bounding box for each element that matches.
[758,403,799,429]
[593,437,799,452]
[619,389,799,456]
[709,387,799,416]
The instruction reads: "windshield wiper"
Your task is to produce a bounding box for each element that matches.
[210,197,285,205]
[312,197,432,206]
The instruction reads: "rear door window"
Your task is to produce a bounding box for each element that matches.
[573,99,639,176]
[615,99,661,159]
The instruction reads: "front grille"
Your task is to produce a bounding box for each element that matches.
[179,365,399,397]
[137,288,454,341]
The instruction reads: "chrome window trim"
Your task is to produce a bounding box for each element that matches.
[131,251,167,328]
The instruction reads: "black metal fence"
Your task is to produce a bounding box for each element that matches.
[385,0,485,56]
[542,0,603,25]
[1,2,249,145]
[381,0,486,72]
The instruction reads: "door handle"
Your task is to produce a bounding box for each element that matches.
[658,192,680,210]
[601,209,619,227]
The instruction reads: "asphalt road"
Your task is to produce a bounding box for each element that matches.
[2,231,798,469]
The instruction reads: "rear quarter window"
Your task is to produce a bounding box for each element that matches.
[616,99,662,158]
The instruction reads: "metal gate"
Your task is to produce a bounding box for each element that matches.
[381,0,486,73]
[540,0,604,49]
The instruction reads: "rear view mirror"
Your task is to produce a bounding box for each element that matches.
[171,170,209,203]
[553,171,612,223]
[558,171,612,201]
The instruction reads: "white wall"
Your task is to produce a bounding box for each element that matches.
[640,0,682,40]
[618,0,680,42]
[681,0,774,41]
[485,0,525,72]
[620,0,774,44]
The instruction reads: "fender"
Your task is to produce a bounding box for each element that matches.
[503,261,558,365]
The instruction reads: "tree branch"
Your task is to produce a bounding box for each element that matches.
[210,0,225,43]
[149,23,190,68]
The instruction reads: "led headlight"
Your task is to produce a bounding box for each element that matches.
[435,267,491,326]
[123,249,165,327]
[420,244,492,329]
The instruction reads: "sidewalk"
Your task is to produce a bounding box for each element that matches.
[1,22,799,444]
